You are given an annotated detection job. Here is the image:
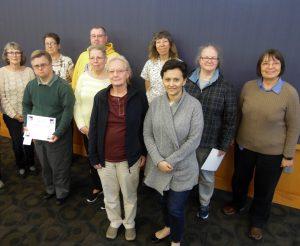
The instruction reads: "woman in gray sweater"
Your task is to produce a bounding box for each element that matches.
[143,59,204,245]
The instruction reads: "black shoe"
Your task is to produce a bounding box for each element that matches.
[85,191,103,204]
[42,192,55,200]
[56,196,67,206]
[151,233,169,244]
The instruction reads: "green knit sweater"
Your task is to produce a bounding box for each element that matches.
[22,75,75,138]
[237,80,300,157]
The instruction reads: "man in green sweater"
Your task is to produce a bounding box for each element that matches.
[23,50,75,205]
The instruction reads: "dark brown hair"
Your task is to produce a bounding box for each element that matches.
[256,49,285,77]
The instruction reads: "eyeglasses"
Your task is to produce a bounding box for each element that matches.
[89,56,105,61]
[7,51,22,56]
[45,42,57,46]
[32,63,50,69]
[108,69,127,74]
[200,56,219,62]
[90,34,106,38]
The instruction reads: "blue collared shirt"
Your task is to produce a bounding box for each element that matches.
[257,77,285,94]
[189,68,220,90]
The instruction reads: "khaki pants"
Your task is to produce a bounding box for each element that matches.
[97,160,140,229]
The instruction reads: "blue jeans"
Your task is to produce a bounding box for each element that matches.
[162,189,190,243]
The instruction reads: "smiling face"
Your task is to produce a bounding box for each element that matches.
[90,28,107,46]
[89,49,106,72]
[107,59,130,87]
[44,37,60,56]
[6,48,22,66]
[155,37,171,57]
[162,68,186,99]
[260,55,281,81]
[199,46,219,73]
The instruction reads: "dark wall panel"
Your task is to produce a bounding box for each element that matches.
[0,0,299,92]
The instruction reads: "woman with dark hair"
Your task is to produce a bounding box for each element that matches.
[144,59,203,245]
[89,56,148,241]
[222,49,300,240]
[0,42,36,177]
[185,44,237,220]
[44,32,74,83]
[141,30,179,103]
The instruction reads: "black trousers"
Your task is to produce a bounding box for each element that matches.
[3,114,35,169]
[231,146,283,228]
[83,135,102,191]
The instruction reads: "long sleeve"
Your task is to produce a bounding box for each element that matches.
[73,76,86,130]
[218,84,237,151]
[0,70,17,118]
[143,105,165,166]
[283,87,300,157]
[22,83,33,126]
[53,85,75,137]
[139,92,149,156]
[88,95,100,165]
[72,51,88,90]
[165,103,204,167]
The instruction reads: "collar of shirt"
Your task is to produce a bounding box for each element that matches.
[189,67,219,86]
[257,77,284,94]
[37,74,58,87]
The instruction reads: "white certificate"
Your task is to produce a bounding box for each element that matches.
[201,148,225,171]
[26,114,56,141]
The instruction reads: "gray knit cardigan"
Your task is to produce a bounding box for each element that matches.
[143,90,204,194]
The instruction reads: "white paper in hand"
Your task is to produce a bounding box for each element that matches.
[23,131,32,145]
[201,148,225,171]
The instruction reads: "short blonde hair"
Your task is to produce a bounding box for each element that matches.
[88,44,107,58]
[31,50,52,63]
[106,56,132,83]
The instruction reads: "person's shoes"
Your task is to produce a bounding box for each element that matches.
[56,196,68,206]
[0,180,4,189]
[41,192,55,200]
[28,166,38,175]
[222,204,247,215]
[106,225,118,240]
[18,168,26,178]
[197,205,209,220]
[85,191,103,204]
[125,228,136,241]
[151,228,170,243]
[248,227,263,241]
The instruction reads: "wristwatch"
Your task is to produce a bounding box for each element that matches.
[283,156,293,160]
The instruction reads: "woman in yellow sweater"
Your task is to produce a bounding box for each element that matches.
[74,45,110,205]
[223,49,300,240]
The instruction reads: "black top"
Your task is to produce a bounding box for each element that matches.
[88,84,148,167]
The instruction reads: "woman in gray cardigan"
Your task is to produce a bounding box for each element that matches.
[143,59,204,245]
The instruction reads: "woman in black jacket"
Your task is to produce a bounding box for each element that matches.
[89,56,148,242]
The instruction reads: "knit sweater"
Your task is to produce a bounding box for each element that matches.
[236,80,300,157]
[23,75,75,138]
[0,66,35,118]
[72,42,119,89]
[74,71,110,130]
[143,90,204,194]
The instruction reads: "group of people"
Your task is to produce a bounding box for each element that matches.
[0,25,299,245]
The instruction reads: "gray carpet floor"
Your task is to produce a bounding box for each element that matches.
[0,136,299,245]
